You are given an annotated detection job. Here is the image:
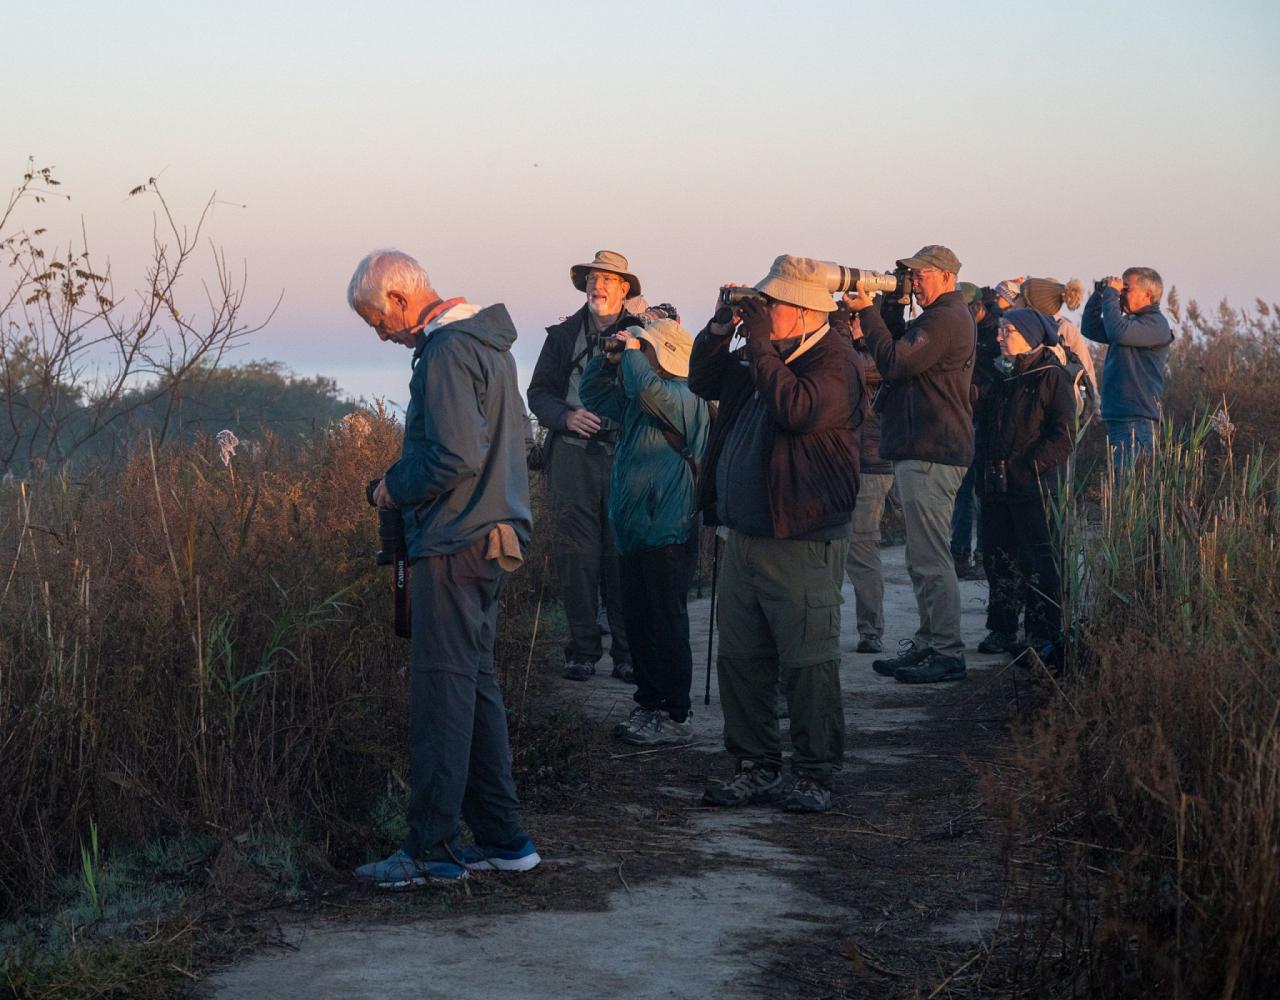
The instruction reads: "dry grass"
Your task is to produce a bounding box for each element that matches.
[0,404,555,921]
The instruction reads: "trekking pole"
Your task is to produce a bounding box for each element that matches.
[704,532,721,706]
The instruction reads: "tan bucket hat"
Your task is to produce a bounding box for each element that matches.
[635,317,693,378]
[570,250,642,298]
[753,255,837,313]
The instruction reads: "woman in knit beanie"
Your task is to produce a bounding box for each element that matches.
[1019,277,1099,417]
[972,308,1075,660]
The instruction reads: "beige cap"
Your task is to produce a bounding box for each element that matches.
[753,255,837,313]
[635,317,693,378]
[570,250,642,298]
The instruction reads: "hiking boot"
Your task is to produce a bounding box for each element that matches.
[613,706,657,740]
[978,630,1017,654]
[353,849,467,889]
[618,710,694,747]
[895,652,968,684]
[610,660,635,683]
[563,658,596,682]
[455,836,541,873]
[703,761,784,807]
[782,776,833,814]
[856,635,883,654]
[872,641,930,677]
[958,559,986,581]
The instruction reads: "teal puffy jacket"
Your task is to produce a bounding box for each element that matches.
[580,351,711,556]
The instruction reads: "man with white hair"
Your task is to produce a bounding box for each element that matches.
[347,249,539,887]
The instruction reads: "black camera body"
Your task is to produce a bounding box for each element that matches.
[988,460,1008,494]
[366,479,411,638]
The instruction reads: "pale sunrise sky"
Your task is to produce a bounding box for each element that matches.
[5,0,1278,407]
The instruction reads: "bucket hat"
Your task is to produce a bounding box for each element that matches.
[570,250,642,298]
[635,318,693,378]
[753,255,837,313]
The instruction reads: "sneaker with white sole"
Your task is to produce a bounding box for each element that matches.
[703,761,784,806]
[353,849,467,889]
[618,709,694,747]
[455,836,541,872]
[613,706,656,740]
[782,776,833,813]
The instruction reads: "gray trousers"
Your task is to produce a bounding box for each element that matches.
[403,538,526,858]
[894,460,966,659]
[547,438,630,665]
[845,472,895,640]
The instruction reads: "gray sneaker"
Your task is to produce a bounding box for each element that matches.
[563,658,596,682]
[618,710,694,747]
[896,652,968,684]
[856,635,883,654]
[613,706,656,740]
[703,761,784,807]
[782,776,832,813]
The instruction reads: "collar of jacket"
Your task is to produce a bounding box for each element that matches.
[923,289,966,311]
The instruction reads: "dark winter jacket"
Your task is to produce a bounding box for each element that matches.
[688,323,862,540]
[829,307,887,475]
[974,348,1075,501]
[1081,289,1173,422]
[526,305,630,436]
[857,289,976,466]
[384,304,532,557]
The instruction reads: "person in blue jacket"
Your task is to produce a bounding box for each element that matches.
[580,316,711,747]
[1081,267,1173,465]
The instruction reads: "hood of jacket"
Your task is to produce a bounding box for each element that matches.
[415,303,518,361]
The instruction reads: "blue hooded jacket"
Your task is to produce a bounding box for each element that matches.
[384,303,532,558]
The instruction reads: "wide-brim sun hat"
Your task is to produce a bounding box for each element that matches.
[753,255,837,313]
[570,250,642,298]
[635,317,693,378]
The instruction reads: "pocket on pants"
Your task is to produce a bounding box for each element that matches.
[803,588,841,645]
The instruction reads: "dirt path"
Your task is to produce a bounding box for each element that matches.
[207,546,1025,999]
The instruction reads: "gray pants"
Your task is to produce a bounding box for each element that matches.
[845,472,895,640]
[547,438,630,666]
[894,460,966,659]
[403,538,526,858]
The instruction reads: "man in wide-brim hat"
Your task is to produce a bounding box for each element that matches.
[527,250,643,684]
[689,254,863,815]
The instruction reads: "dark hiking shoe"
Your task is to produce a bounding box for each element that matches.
[563,659,596,681]
[978,630,1017,654]
[958,559,986,581]
[610,660,635,683]
[872,641,930,676]
[455,836,541,873]
[856,635,883,654]
[703,761,784,807]
[354,849,467,889]
[618,710,694,747]
[782,776,833,814]
[896,652,968,684]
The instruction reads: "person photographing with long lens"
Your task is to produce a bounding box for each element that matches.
[844,245,976,684]
[689,255,862,814]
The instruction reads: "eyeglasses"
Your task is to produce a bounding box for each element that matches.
[909,268,940,284]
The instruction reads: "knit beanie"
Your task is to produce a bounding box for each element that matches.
[993,279,1023,306]
[1021,278,1066,317]
[1002,308,1060,351]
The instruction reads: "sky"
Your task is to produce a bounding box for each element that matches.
[4,0,1279,409]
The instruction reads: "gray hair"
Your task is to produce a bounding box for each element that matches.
[1122,266,1164,304]
[347,249,433,313]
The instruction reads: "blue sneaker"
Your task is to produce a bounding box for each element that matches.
[353,849,468,889]
[455,836,541,872]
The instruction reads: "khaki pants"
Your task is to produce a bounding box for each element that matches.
[715,531,847,783]
[893,460,966,659]
[845,472,895,640]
